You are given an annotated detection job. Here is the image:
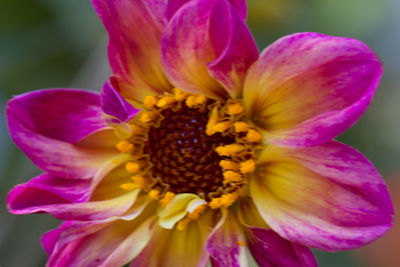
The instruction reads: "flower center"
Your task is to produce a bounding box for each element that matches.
[115,89,263,210]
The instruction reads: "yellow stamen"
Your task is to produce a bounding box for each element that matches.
[144,95,158,109]
[194,95,207,105]
[209,197,222,209]
[239,159,255,174]
[116,140,134,153]
[237,241,245,247]
[130,124,146,135]
[111,159,119,164]
[215,144,245,156]
[233,122,249,133]
[119,183,137,191]
[186,95,207,108]
[148,189,160,200]
[131,175,147,188]
[159,191,175,207]
[140,111,157,123]
[223,171,243,183]
[156,95,175,108]
[212,121,232,133]
[187,204,207,220]
[125,162,140,173]
[219,160,239,170]
[177,217,191,231]
[220,192,239,207]
[206,107,219,135]
[173,88,188,101]
[227,102,244,115]
[246,129,262,143]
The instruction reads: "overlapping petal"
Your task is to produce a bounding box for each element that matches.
[243,32,382,147]
[7,173,140,221]
[101,77,140,123]
[6,89,117,178]
[207,209,248,267]
[92,0,172,104]
[250,141,393,251]
[162,0,258,99]
[131,211,216,267]
[166,0,247,21]
[43,205,156,267]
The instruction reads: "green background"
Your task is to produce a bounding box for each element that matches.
[1,0,399,266]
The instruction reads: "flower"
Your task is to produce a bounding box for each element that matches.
[6,0,393,266]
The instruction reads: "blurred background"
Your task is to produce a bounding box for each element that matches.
[0,0,399,266]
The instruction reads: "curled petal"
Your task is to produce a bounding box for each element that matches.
[166,0,247,21]
[250,141,393,251]
[7,173,140,221]
[131,211,216,267]
[6,89,116,178]
[207,209,248,267]
[44,206,156,267]
[243,32,382,147]
[101,77,140,123]
[92,0,172,103]
[162,0,258,99]
[247,227,318,267]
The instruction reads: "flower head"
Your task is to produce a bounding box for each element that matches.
[6,0,393,266]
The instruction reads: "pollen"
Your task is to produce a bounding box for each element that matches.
[148,189,160,200]
[213,121,232,133]
[215,144,245,156]
[227,102,244,115]
[116,140,134,153]
[233,122,249,133]
[144,95,157,109]
[219,160,239,170]
[246,129,262,143]
[223,171,243,183]
[119,183,137,191]
[139,111,157,123]
[156,95,175,108]
[239,159,256,174]
[187,204,207,220]
[131,175,148,188]
[237,241,245,247]
[159,191,175,207]
[177,217,192,231]
[173,88,188,101]
[125,162,140,173]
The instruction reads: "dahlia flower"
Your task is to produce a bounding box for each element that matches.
[6,0,393,266]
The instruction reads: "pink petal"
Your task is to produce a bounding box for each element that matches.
[207,209,248,267]
[161,0,258,99]
[166,0,247,21]
[247,227,317,267]
[243,32,382,147]
[6,89,116,178]
[92,0,172,103]
[7,173,140,221]
[250,141,393,251]
[101,77,140,123]
[44,212,155,267]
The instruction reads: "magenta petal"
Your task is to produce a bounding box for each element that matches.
[92,0,172,102]
[7,89,106,143]
[6,89,115,178]
[101,77,140,123]
[7,173,139,221]
[248,227,317,267]
[251,141,394,251]
[243,32,383,147]
[162,0,257,99]
[207,210,247,267]
[166,0,247,20]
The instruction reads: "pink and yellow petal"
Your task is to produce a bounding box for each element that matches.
[166,0,247,21]
[207,209,248,267]
[161,0,257,99]
[6,89,117,178]
[44,206,156,267]
[92,0,172,104]
[250,141,393,251]
[131,211,215,267]
[243,32,382,147]
[7,176,140,221]
[247,227,317,267]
